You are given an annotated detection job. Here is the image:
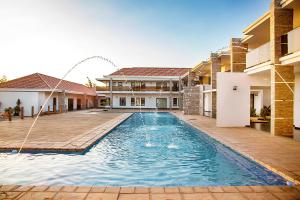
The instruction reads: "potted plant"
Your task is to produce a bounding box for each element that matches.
[4,107,13,119]
[250,108,257,117]
[260,106,271,120]
[14,99,21,116]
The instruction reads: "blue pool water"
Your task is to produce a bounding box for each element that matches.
[0,112,286,186]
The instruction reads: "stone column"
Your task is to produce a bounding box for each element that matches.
[183,86,200,115]
[110,78,113,109]
[169,80,172,109]
[210,53,221,118]
[270,0,294,136]
[230,38,248,72]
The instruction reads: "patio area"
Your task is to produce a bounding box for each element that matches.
[1,185,300,200]
[0,110,130,152]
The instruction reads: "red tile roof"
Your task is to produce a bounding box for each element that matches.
[0,73,96,96]
[110,67,190,77]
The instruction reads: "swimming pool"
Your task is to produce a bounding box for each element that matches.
[0,112,286,186]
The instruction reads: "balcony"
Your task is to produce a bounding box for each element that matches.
[287,27,300,54]
[246,42,270,68]
[96,86,178,92]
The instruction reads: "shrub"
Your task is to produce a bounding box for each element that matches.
[14,99,21,116]
[250,108,257,117]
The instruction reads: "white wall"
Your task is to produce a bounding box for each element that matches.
[0,91,61,116]
[295,71,300,128]
[0,91,39,116]
[203,92,211,116]
[216,73,250,127]
[112,95,178,109]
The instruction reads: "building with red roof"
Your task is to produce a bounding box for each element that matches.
[0,73,97,116]
[96,67,191,109]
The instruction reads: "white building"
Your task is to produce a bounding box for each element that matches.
[96,67,190,109]
[0,73,97,116]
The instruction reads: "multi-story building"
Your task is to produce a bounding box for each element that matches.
[183,0,299,138]
[183,38,247,118]
[242,0,300,136]
[96,67,190,110]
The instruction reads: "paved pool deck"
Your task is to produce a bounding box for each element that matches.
[1,185,300,200]
[0,110,131,153]
[2,110,300,199]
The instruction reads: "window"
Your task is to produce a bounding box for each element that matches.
[135,97,145,106]
[141,82,146,89]
[131,98,135,106]
[136,98,141,106]
[113,82,117,86]
[118,82,122,87]
[173,98,178,107]
[131,82,135,87]
[141,98,145,106]
[119,97,126,106]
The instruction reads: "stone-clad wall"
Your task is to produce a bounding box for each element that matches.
[270,0,294,136]
[183,86,203,115]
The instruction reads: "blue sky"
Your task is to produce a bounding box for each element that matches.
[0,0,270,84]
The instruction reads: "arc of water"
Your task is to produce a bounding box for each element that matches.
[18,56,122,154]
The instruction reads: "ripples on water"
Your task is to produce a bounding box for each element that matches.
[0,112,286,186]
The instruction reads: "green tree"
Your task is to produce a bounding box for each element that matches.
[0,75,7,83]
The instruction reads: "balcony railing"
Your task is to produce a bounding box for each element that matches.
[96,86,178,92]
[246,42,270,68]
[287,27,300,54]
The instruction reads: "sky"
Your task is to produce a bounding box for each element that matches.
[0,0,270,85]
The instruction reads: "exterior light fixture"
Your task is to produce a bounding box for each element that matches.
[233,86,238,91]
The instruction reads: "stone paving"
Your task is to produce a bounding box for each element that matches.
[173,112,300,185]
[0,110,131,152]
[1,185,300,200]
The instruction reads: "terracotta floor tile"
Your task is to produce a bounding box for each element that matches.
[85,193,118,200]
[272,192,300,200]
[0,191,23,199]
[76,186,91,193]
[242,192,279,200]
[179,187,194,193]
[14,185,33,192]
[90,186,106,193]
[183,193,215,200]
[30,185,49,192]
[120,187,135,194]
[213,193,247,200]
[222,186,239,193]
[208,187,224,193]
[164,187,179,193]
[249,186,268,193]
[151,193,182,200]
[61,186,77,192]
[118,193,150,200]
[0,185,19,192]
[105,187,120,193]
[47,186,63,192]
[134,187,149,193]
[18,192,56,200]
[236,186,253,193]
[193,187,209,193]
[53,192,87,200]
[150,187,164,193]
